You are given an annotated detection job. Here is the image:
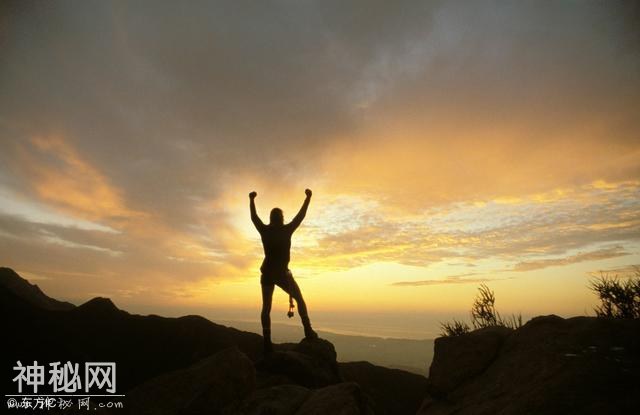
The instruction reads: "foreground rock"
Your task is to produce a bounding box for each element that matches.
[256,337,341,388]
[122,348,255,415]
[114,338,374,415]
[224,384,311,415]
[295,382,374,415]
[340,361,429,415]
[227,382,373,415]
[428,325,512,396]
[420,315,640,415]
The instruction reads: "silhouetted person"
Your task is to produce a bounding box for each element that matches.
[249,189,317,353]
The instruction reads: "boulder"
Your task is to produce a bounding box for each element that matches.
[122,348,255,415]
[295,382,375,415]
[227,339,376,415]
[224,384,311,415]
[257,338,342,388]
[427,325,512,396]
[340,361,428,415]
[420,316,640,415]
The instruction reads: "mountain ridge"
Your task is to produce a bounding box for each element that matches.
[0,267,75,310]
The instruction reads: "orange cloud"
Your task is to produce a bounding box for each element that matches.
[317,121,640,214]
[513,246,629,272]
[19,135,141,223]
[391,273,498,287]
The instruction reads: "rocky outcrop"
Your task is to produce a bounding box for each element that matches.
[115,338,374,415]
[256,338,341,388]
[340,361,429,415]
[427,325,512,396]
[123,348,256,415]
[420,315,640,415]
[295,382,374,415]
[225,381,373,415]
[223,384,311,415]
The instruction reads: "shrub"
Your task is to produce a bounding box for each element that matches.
[500,313,523,330]
[440,283,522,337]
[471,284,498,328]
[471,284,522,330]
[440,319,470,337]
[590,268,640,319]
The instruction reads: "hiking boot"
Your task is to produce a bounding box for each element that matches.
[304,326,318,340]
[263,339,273,355]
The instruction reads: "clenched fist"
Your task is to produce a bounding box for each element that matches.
[249,191,257,199]
[305,189,312,197]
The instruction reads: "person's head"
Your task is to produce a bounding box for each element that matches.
[270,208,284,226]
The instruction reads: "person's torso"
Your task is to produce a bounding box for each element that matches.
[260,225,293,271]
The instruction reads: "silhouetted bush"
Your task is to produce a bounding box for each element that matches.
[471,284,522,330]
[471,284,498,328]
[590,268,640,319]
[440,284,522,336]
[500,313,523,330]
[440,319,470,337]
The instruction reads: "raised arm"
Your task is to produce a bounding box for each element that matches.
[288,189,312,231]
[249,191,265,232]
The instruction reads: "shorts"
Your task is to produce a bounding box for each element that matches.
[260,269,293,288]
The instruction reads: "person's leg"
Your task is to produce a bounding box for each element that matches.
[261,282,275,353]
[279,272,317,339]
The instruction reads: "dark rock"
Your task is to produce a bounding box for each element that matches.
[428,325,512,396]
[224,384,311,415]
[123,348,255,415]
[420,316,640,415]
[294,337,338,365]
[257,338,342,388]
[295,382,375,415]
[340,361,428,415]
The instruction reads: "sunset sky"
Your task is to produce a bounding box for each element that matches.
[1,1,639,338]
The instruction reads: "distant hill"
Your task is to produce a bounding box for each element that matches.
[0,267,75,310]
[1,268,261,393]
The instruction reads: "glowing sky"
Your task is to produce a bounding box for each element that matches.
[1,1,639,334]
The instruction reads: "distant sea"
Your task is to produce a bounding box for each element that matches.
[123,303,469,339]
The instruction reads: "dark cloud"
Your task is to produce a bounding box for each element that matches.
[369,1,640,131]
[0,0,441,226]
[2,1,638,218]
